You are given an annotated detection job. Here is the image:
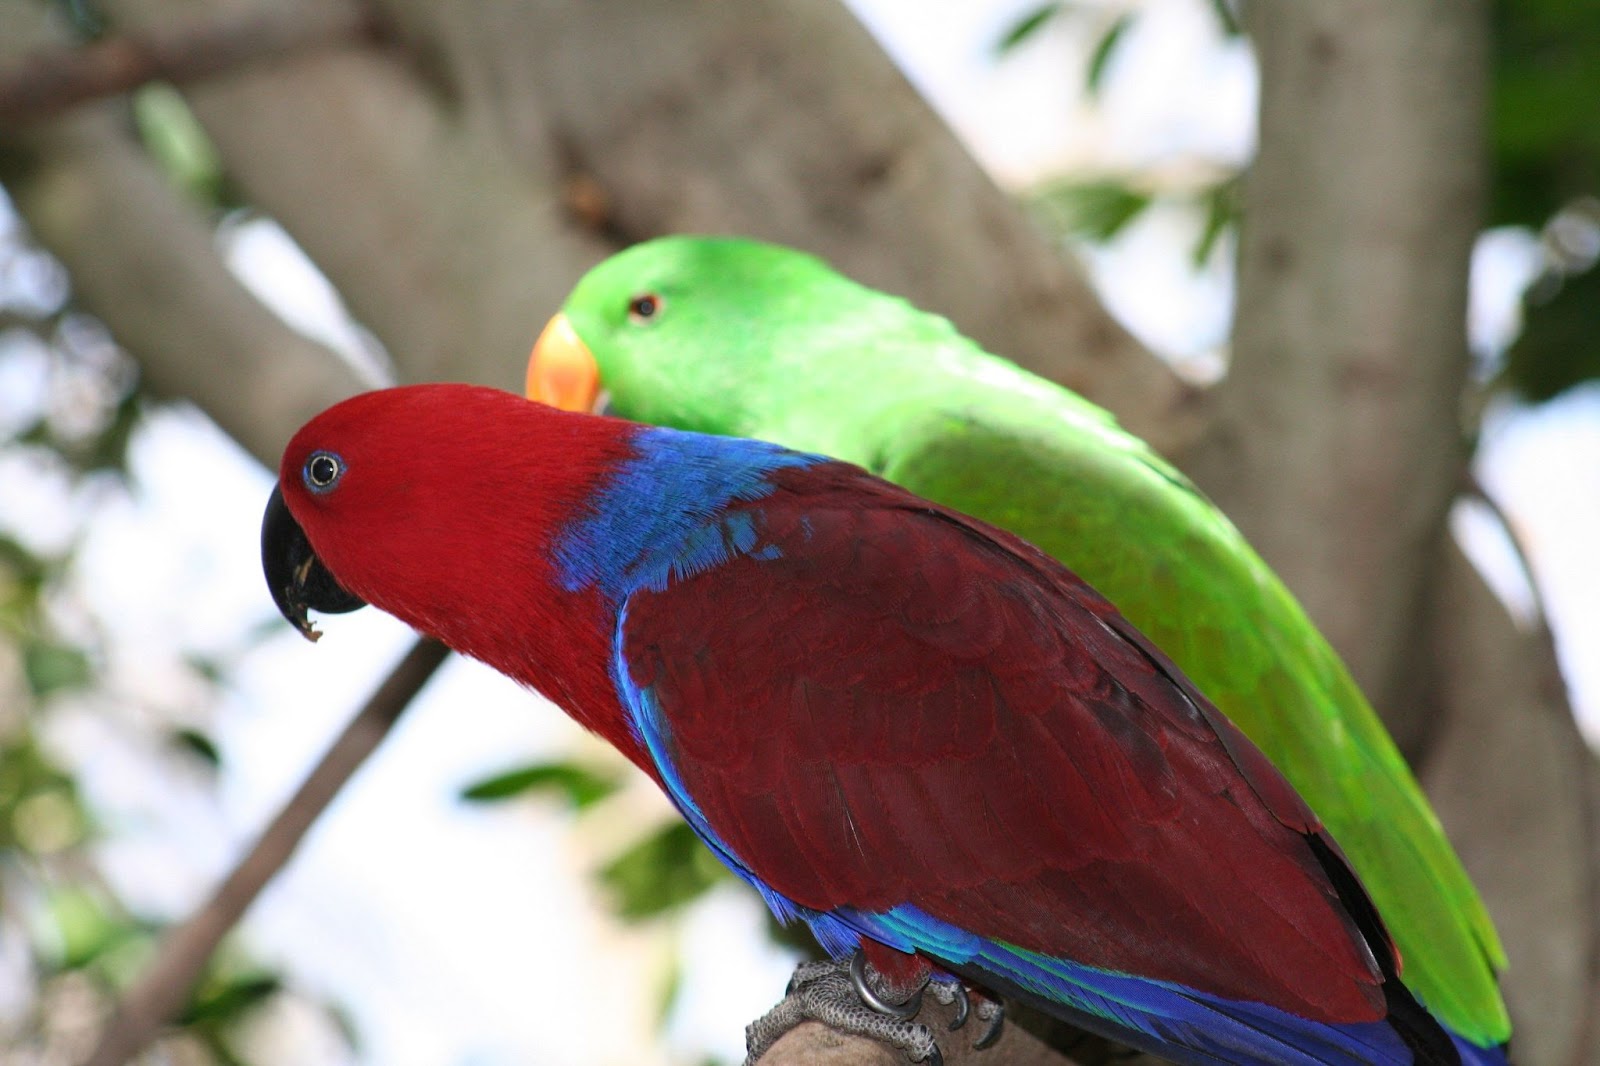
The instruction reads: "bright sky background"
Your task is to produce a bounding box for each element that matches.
[0,2,1595,1064]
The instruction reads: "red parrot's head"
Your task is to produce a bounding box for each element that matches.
[261,384,630,648]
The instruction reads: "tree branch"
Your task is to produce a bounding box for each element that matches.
[1190,0,1487,750]
[97,0,1199,454]
[81,638,450,1066]
[0,106,370,461]
[1181,4,1600,1061]
[99,0,614,393]
[1422,543,1600,1066]
[0,0,375,130]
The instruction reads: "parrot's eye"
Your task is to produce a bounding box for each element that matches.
[627,293,662,324]
[303,450,344,494]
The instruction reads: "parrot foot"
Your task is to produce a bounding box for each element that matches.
[926,979,1005,1045]
[746,951,942,1065]
[973,998,1005,1049]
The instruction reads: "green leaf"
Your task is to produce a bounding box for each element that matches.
[459,760,622,809]
[1030,178,1152,242]
[171,727,223,769]
[1086,14,1136,97]
[43,888,135,971]
[1206,0,1242,36]
[80,391,141,476]
[132,84,224,207]
[1193,178,1240,267]
[0,535,53,621]
[995,3,1064,55]
[179,972,282,1026]
[599,821,729,921]
[184,652,228,686]
[1488,0,1600,228]
[1503,262,1600,401]
[23,641,92,697]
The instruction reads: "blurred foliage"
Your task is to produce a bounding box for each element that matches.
[1000,3,1244,268]
[1084,13,1136,97]
[1031,177,1152,242]
[1003,0,1599,401]
[1491,0,1600,400]
[131,83,240,213]
[0,211,348,1062]
[995,3,1063,54]
[1502,232,1600,401]
[600,821,731,923]
[1488,0,1600,229]
[458,758,623,809]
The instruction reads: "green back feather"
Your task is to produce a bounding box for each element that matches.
[560,236,1510,1045]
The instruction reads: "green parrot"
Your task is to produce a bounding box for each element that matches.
[526,235,1510,1052]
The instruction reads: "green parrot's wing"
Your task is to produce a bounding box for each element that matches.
[554,235,1508,1045]
[871,400,1510,1047]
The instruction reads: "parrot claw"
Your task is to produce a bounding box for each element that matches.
[746,953,1005,1066]
[850,947,926,1020]
[927,979,969,1031]
[948,983,970,1031]
[973,998,1005,1050]
[745,953,942,1065]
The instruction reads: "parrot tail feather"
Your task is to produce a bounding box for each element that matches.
[845,904,1474,1066]
[1448,1032,1511,1066]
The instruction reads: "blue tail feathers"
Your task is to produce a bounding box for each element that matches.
[814,903,1499,1066]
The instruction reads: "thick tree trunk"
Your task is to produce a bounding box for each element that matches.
[1194,2,1600,1062]
[1189,0,1484,753]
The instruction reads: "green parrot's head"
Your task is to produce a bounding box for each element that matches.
[528,236,893,438]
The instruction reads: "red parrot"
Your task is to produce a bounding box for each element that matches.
[261,384,1500,1066]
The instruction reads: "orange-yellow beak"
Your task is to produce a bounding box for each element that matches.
[526,313,603,413]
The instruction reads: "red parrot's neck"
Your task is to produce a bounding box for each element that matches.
[283,387,659,775]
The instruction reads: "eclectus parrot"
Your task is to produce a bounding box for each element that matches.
[526,237,1511,1053]
[263,384,1506,1066]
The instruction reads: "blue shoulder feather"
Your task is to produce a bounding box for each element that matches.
[553,426,820,599]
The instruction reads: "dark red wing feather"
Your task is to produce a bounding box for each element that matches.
[619,463,1388,1022]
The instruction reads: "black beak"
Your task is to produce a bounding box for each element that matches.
[261,483,367,641]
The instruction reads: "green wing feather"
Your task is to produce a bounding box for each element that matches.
[560,236,1511,1045]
